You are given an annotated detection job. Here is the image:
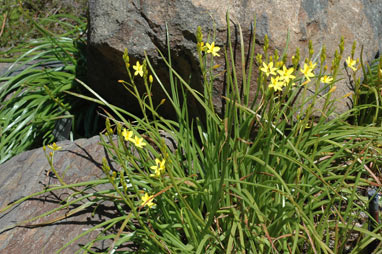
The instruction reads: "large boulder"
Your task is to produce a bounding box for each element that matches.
[0,136,115,253]
[87,0,382,118]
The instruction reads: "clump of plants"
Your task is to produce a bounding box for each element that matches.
[0,9,100,163]
[0,0,88,48]
[2,14,382,253]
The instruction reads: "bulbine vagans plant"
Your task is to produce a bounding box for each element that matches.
[2,13,382,253]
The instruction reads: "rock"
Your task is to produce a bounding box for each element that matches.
[0,131,178,253]
[0,136,115,253]
[0,62,11,76]
[52,115,72,141]
[87,0,382,118]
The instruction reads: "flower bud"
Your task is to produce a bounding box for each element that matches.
[320,45,326,65]
[351,40,356,59]
[105,118,113,135]
[123,48,130,69]
[339,36,345,56]
[263,34,269,54]
[308,40,314,59]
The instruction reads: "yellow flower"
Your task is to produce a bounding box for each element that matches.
[260,62,277,77]
[122,128,133,142]
[48,142,62,151]
[132,136,146,149]
[133,61,144,77]
[149,75,153,84]
[197,41,206,52]
[320,75,333,84]
[277,65,295,83]
[205,42,220,56]
[141,193,155,208]
[300,63,315,81]
[308,61,317,70]
[268,76,284,92]
[346,57,357,71]
[150,158,166,177]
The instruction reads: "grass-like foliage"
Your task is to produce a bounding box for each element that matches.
[2,14,382,253]
[0,0,88,48]
[0,13,94,163]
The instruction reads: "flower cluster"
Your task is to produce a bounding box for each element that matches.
[197,41,220,57]
[47,142,62,151]
[122,128,146,149]
[140,156,166,209]
[260,58,338,92]
[260,62,296,91]
[150,158,166,178]
[121,127,168,208]
[139,156,166,209]
[138,155,166,209]
[121,49,154,84]
[43,142,62,158]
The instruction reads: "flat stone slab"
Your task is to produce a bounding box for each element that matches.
[0,136,116,253]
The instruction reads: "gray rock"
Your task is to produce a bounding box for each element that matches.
[87,0,382,118]
[0,62,11,76]
[0,131,178,253]
[52,115,72,141]
[0,136,115,253]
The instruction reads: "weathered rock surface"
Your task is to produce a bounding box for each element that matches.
[0,130,178,253]
[0,136,115,253]
[88,0,382,118]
